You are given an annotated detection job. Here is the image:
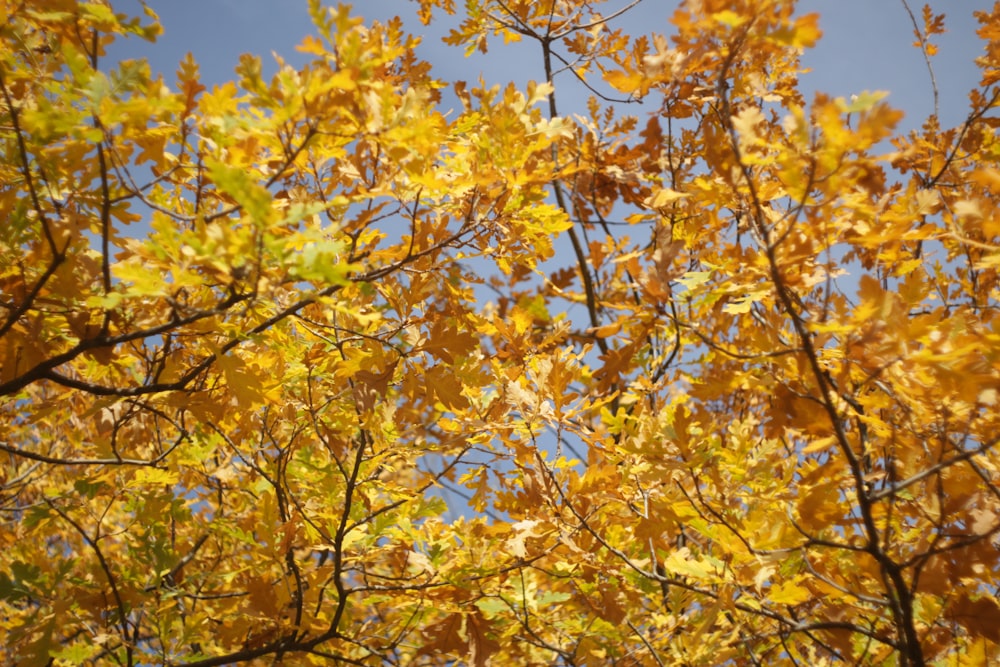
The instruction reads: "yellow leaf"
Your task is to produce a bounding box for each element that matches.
[969,167,1000,193]
[131,467,180,487]
[768,13,822,48]
[214,348,265,408]
[731,106,766,145]
[953,199,983,220]
[506,519,541,559]
[645,187,688,209]
[589,321,623,338]
[713,10,747,28]
[769,578,813,605]
[296,34,327,56]
[426,365,470,410]
[723,296,754,314]
[662,548,718,580]
[915,188,941,215]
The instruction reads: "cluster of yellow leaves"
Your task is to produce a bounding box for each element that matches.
[2,0,1000,666]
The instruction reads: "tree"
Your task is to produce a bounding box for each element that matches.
[2,0,999,664]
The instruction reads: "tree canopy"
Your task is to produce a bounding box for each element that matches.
[2,1,1000,665]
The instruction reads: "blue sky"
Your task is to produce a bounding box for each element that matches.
[107,0,991,132]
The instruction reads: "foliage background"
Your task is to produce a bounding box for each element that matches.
[2,1,999,665]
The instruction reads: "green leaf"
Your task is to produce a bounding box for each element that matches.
[475,597,509,618]
[51,642,101,664]
[206,158,276,225]
[838,90,890,113]
[0,572,27,602]
[23,506,51,530]
[79,2,119,26]
[73,478,106,498]
[675,270,713,292]
[291,238,357,285]
[537,591,572,606]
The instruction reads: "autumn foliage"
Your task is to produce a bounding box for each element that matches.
[2,0,1000,664]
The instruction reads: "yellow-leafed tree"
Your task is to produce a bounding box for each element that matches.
[2,1,999,665]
